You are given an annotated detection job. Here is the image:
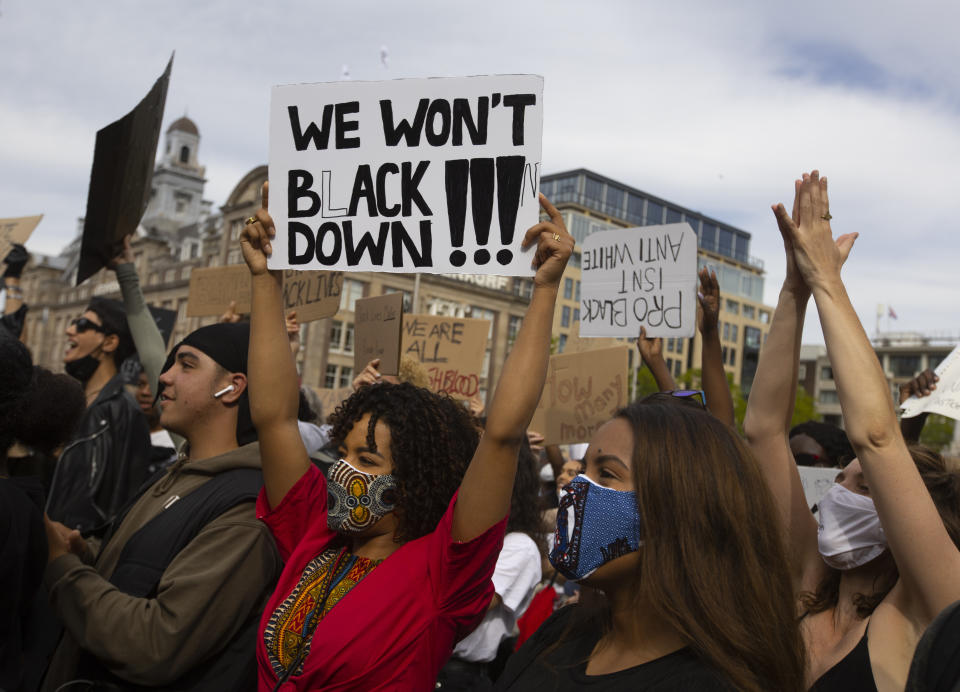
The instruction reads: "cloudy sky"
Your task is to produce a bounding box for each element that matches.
[2,0,957,344]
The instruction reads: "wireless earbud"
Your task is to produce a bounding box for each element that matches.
[213,384,236,399]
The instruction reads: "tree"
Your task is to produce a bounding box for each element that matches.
[919,414,956,452]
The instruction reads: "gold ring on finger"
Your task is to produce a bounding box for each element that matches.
[245,216,257,225]
[821,213,833,221]
[552,233,561,241]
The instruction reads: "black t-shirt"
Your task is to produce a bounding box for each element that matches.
[496,605,732,691]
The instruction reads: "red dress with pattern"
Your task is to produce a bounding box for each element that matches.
[256,464,506,691]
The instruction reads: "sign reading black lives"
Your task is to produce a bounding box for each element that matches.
[77,55,173,285]
[268,75,543,276]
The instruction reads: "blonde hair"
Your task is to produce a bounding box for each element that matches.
[397,356,430,388]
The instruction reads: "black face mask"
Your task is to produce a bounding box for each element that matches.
[65,347,103,384]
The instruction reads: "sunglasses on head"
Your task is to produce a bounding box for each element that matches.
[666,389,707,408]
[70,317,106,334]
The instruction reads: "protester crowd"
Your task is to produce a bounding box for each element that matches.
[2,169,959,692]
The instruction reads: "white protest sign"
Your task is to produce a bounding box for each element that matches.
[579,223,698,338]
[901,344,960,420]
[798,466,839,510]
[268,75,543,276]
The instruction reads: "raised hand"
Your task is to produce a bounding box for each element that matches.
[696,267,720,335]
[899,368,939,405]
[352,358,383,391]
[107,235,135,270]
[635,326,664,364]
[286,311,301,357]
[521,194,575,289]
[3,243,30,278]
[771,171,857,291]
[220,300,242,324]
[240,182,274,276]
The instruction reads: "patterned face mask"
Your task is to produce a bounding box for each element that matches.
[326,459,398,534]
[549,474,642,581]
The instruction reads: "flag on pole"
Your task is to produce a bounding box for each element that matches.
[888,306,898,320]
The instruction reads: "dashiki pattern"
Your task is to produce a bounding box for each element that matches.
[263,547,381,677]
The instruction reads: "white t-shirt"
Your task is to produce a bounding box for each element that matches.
[453,531,542,663]
[150,428,176,449]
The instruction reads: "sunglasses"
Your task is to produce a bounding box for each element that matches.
[666,389,707,408]
[70,317,106,334]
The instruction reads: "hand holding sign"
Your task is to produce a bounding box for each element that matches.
[240,182,276,276]
[522,194,574,290]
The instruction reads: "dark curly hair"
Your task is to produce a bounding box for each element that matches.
[328,382,480,542]
[0,332,33,454]
[15,367,86,456]
[504,435,547,556]
[789,421,855,467]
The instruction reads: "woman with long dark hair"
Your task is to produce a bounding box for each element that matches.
[497,392,807,692]
[743,170,960,691]
[242,183,574,691]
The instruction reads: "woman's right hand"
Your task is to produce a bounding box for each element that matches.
[240,182,275,276]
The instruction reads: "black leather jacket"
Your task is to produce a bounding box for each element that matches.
[46,373,152,536]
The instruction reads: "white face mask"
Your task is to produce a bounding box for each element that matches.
[817,484,887,570]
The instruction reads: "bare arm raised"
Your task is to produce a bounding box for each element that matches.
[451,195,573,542]
[636,327,676,392]
[783,171,960,622]
[241,183,311,509]
[696,268,735,427]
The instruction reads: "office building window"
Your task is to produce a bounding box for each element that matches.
[645,200,663,225]
[627,194,645,224]
[343,279,365,311]
[718,228,734,256]
[343,323,354,353]
[561,306,571,327]
[725,299,739,314]
[575,280,581,301]
[674,359,682,377]
[564,278,573,299]
[890,355,921,378]
[723,323,730,341]
[605,186,624,214]
[759,310,770,324]
[666,358,674,372]
[507,315,522,346]
[819,390,839,404]
[730,325,738,343]
[743,304,755,320]
[330,321,343,351]
[729,348,737,365]
[821,366,833,380]
[558,334,567,353]
[338,367,353,389]
[666,208,682,224]
[584,177,604,205]
[701,223,717,253]
[722,346,728,363]
[798,364,807,379]
[667,337,675,352]
[685,215,699,235]
[325,364,337,388]
[573,308,580,322]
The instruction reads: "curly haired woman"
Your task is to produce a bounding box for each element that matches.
[242,183,574,691]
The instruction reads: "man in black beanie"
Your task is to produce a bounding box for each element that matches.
[41,322,279,691]
[46,297,152,535]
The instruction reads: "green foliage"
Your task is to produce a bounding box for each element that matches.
[790,387,821,428]
[920,414,956,452]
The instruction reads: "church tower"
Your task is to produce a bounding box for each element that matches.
[142,116,208,234]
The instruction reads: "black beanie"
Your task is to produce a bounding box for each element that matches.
[160,322,256,446]
[87,296,135,365]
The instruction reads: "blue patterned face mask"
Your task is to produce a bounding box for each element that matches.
[549,474,642,581]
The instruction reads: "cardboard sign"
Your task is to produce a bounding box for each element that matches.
[798,466,840,510]
[530,345,630,445]
[579,223,697,339]
[78,56,173,285]
[0,215,43,263]
[901,344,960,421]
[186,265,343,321]
[401,314,489,398]
[311,386,354,421]
[354,293,404,375]
[267,75,544,276]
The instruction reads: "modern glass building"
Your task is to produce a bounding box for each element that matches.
[541,169,773,392]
